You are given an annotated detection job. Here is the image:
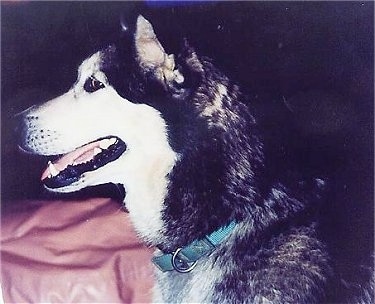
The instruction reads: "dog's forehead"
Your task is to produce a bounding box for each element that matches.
[78,51,104,80]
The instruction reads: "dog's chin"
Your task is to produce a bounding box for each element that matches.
[40,136,127,190]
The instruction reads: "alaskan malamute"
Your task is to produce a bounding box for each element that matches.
[19,15,333,303]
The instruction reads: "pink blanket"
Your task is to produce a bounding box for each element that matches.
[1,198,154,303]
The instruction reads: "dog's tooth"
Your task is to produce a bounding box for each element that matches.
[99,139,111,149]
[48,161,60,177]
[99,138,116,149]
[94,147,102,155]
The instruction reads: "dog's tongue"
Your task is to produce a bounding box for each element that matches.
[41,138,116,181]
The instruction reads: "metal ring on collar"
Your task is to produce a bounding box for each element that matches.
[171,248,198,273]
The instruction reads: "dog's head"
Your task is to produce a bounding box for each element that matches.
[19,16,187,195]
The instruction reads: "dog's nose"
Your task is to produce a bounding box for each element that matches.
[14,104,37,119]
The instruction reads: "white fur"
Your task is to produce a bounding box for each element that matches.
[201,84,227,118]
[22,52,178,244]
[199,84,239,131]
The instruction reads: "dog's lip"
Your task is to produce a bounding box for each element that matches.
[41,141,102,180]
[41,136,123,182]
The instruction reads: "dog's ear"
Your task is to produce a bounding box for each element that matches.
[135,15,185,92]
[135,15,168,71]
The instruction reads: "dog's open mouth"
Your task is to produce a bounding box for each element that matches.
[41,136,127,189]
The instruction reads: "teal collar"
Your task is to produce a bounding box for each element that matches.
[152,221,236,273]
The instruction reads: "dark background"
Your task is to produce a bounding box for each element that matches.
[1,1,374,301]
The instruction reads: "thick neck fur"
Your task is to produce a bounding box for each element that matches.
[157,57,321,251]
[158,57,265,250]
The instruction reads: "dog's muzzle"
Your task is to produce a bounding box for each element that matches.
[17,109,127,189]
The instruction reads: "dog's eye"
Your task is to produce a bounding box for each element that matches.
[84,76,105,93]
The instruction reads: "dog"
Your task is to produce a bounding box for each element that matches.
[18,15,335,303]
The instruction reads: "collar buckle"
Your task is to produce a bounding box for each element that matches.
[172,248,198,273]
